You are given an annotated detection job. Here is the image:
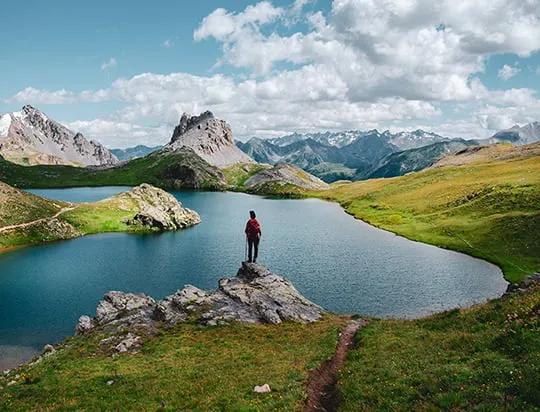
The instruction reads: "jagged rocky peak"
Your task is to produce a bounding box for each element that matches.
[75,262,325,346]
[166,110,254,168]
[0,105,118,167]
[171,111,216,143]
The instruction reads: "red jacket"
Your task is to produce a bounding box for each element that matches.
[245,218,261,240]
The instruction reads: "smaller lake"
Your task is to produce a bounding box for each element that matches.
[0,187,507,369]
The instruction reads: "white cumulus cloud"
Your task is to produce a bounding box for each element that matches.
[6,0,540,146]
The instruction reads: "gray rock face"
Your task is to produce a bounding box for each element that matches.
[505,273,540,295]
[0,105,118,166]
[76,263,325,336]
[75,315,95,334]
[119,183,201,230]
[166,111,254,168]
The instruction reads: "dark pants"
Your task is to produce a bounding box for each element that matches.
[248,237,259,262]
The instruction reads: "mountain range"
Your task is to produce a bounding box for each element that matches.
[267,129,450,150]
[111,145,162,161]
[237,124,540,182]
[1,104,538,184]
[0,106,118,166]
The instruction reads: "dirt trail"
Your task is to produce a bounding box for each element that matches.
[304,318,368,412]
[0,203,75,234]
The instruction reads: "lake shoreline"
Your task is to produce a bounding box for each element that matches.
[0,187,509,373]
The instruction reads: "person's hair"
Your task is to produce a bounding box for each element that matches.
[249,210,256,219]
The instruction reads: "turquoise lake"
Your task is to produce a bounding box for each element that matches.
[0,187,507,369]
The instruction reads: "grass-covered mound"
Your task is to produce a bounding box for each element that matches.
[0,317,346,411]
[340,284,540,411]
[222,162,269,188]
[314,144,540,282]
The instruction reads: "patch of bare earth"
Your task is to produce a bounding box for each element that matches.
[304,318,368,412]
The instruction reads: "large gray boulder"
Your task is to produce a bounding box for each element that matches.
[76,263,325,336]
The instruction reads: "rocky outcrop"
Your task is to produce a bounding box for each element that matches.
[244,163,329,192]
[171,111,215,142]
[505,273,540,295]
[0,105,118,167]
[76,263,325,346]
[166,111,254,168]
[115,184,201,230]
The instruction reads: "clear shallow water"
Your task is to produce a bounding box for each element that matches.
[0,187,507,369]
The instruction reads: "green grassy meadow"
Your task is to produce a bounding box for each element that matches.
[340,285,540,411]
[0,317,347,411]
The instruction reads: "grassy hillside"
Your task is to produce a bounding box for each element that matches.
[340,284,540,410]
[222,162,269,188]
[313,144,540,282]
[0,317,347,411]
[0,148,226,190]
[0,181,65,227]
[223,162,328,196]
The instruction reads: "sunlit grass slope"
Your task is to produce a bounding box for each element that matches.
[340,284,540,411]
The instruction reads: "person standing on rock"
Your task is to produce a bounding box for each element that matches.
[245,210,262,263]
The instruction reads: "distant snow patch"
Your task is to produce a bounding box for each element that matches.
[0,114,12,137]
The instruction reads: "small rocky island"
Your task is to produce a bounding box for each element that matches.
[76,263,325,353]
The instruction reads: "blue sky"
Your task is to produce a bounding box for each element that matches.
[1,0,539,147]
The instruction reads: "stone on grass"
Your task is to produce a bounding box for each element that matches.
[75,315,95,334]
[253,384,271,393]
[42,344,55,354]
[115,333,142,353]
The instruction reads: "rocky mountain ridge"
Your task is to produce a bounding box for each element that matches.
[166,111,253,167]
[237,123,539,182]
[0,105,118,166]
[486,121,540,145]
[366,139,477,179]
[267,128,450,151]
